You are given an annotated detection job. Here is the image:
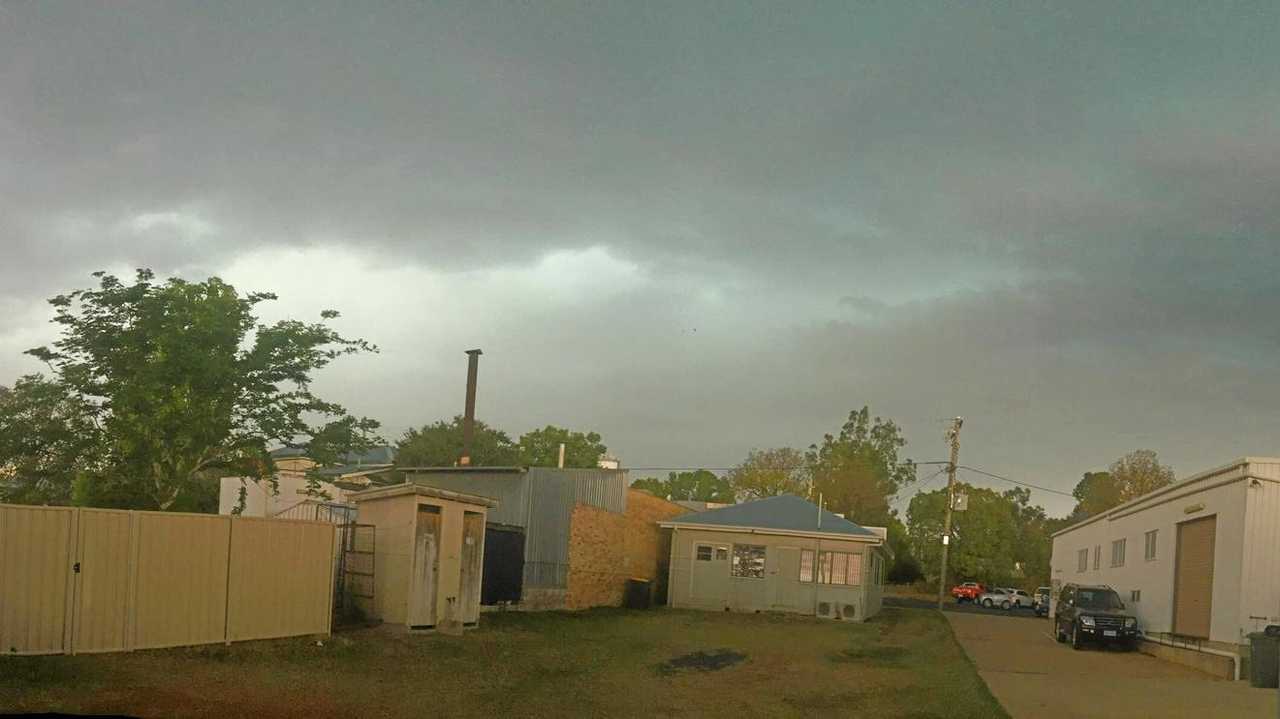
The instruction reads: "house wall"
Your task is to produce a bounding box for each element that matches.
[1049,463,1261,646]
[564,490,687,609]
[218,472,351,517]
[1239,473,1280,635]
[667,527,880,620]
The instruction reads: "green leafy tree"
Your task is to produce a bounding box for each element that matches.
[395,416,519,467]
[727,447,808,500]
[0,375,101,505]
[518,425,607,468]
[883,514,924,584]
[806,407,916,526]
[631,470,733,502]
[1110,449,1175,502]
[907,482,1058,588]
[15,269,380,510]
[1069,471,1122,520]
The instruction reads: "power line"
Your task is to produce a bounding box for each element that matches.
[625,460,953,473]
[957,465,1074,497]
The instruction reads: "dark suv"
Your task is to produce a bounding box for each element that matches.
[1054,584,1139,650]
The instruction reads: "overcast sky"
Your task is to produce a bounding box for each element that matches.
[3,2,1279,516]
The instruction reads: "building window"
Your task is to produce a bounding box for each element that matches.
[1130,589,1141,602]
[1078,549,1088,572]
[1144,530,1157,561]
[1093,545,1100,570]
[800,549,815,582]
[696,545,713,561]
[815,551,862,586]
[715,547,729,561]
[1111,538,1126,567]
[731,544,766,578]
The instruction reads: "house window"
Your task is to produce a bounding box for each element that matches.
[1130,589,1141,602]
[731,544,766,578]
[816,551,861,586]
[696,545,713,561]
[715,547,729,561]
[1144,530,1157,561]
[1111,539,1126,567]
[799,549,815,582]
[1078,549,1088,572]
[1093,545,1101,570]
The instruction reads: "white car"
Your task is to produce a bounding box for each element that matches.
[979,587,1033,610]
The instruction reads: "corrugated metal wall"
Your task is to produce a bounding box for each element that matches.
[408,469,628,590]
[0,504,335,655]
[407,471,532,528]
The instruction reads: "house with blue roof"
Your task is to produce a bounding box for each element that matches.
[658,494,889,621]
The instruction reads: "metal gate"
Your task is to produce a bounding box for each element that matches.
[333,523,375,622]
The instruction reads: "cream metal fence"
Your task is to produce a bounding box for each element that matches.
[0,504,335,655]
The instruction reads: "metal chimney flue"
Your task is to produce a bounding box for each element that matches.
[460,349,482,466]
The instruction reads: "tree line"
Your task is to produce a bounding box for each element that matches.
[0,269,1180,591]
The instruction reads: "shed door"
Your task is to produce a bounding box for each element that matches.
[459,512,484,624]
[1173,515,1216,638]
[409,507,440,628]
[771,547,802,611]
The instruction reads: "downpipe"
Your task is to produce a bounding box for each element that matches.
[1138,633,1241,682]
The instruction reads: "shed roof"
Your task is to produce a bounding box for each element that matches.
[348,482,499,508]
[661,495,878,539]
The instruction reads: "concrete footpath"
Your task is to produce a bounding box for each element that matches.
[946,611,1276,719]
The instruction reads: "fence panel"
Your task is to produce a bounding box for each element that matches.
[0,503,337,655]
[0,505,74,655]
[72,509,133,653]
[131,512,231,650]
[226,517,334,641]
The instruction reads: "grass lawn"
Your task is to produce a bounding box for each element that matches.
[0,607,1006,718]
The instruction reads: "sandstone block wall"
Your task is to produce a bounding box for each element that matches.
[565,489,688,609]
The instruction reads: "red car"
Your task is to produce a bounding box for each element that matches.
[951,582,985,602]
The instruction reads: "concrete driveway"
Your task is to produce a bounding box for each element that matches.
[946,611,1276,719]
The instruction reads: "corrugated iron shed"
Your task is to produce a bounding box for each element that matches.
[401,467,628,590]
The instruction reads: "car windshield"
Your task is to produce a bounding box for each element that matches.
[1076,589,1123,609]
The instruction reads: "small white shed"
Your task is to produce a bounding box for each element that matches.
[349,484,498,634]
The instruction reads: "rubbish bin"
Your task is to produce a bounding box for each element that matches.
[1248,630,1280,688]
[624,578,652,610]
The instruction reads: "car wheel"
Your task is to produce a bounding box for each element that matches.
[1001,600,1011,610]
[982,599,993,608]
[1071,623,1083,651]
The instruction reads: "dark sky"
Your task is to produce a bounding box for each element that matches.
[3,2,1279,515]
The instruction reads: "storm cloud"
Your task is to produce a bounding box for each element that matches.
[3,1,1279,515]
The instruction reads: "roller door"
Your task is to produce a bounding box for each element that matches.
[1173,515,1216,638]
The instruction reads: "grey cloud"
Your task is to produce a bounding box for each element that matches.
[3,2,1280,515]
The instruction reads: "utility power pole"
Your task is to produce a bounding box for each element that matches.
[936,417,964,610]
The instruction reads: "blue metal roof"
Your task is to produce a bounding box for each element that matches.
[664,494,877,537]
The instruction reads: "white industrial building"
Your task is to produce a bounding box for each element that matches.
[1050,457,1280,674]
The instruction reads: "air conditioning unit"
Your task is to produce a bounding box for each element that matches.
[816,601,834,618]
[840,603,859,622]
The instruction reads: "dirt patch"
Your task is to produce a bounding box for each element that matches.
[657,649,747,675]
[830,645,909,664]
